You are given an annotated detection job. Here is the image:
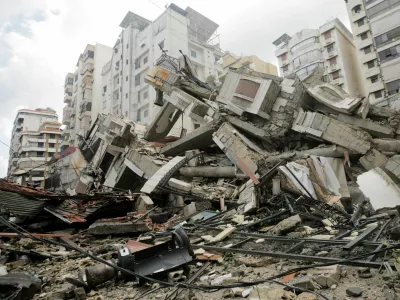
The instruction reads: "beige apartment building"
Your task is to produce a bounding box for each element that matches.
[273,18,364,97]
[345,0,400,105]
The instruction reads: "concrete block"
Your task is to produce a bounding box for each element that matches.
[211,226,236,242]
[281,85,295,94]
[337,114,394,138]
[168,178,191,192]
[307,265,341,288]
[136,194,154,211]
[161,124,217,156]
[88,221,151,235]
[360,149,388,170]
[237,180,258,215]
[282,78,295,87]
[271,214,301,234]
[290,277,319,291]
[184,202,197,218]
[168,270,186,283]
[385,155,400,180]
[272,97,288,112]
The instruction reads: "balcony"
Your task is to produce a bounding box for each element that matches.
[368,80,385,93]
[321,37,335,47]
[275,46,288,58]
[80,62,94,76]
[361,51,377,64]
[81,75,93,89]
[63,129,71,137]
[64,94,72,104]
[331,77,345,85]
[323,48,338,60]
[365,65,381,78]
[353,23,370,36]
[350,8,366,22]
[327,63,341,73]
[357,37,373,50]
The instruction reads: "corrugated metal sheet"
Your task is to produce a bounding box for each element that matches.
[0,190,47,217]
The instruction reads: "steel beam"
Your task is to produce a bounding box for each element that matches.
[343,225,379,251]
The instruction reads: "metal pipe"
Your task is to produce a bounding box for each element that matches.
[239,209,288,229]
[179,166,247,178]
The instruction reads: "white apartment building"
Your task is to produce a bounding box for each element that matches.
[273,18,364,97]
[345,0,400,105]
[7,108,63,187]
[101,4,223,131]
[63,44,112,149]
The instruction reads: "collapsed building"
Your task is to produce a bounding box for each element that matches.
[3,52,400,299]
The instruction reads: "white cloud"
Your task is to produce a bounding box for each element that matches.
[0,0,350,178]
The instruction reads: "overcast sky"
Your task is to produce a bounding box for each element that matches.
[0,0,350,178]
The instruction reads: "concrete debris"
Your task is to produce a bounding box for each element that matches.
[6,58,400,300]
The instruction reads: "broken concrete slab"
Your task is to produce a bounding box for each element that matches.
[360,149,388,171]
[213,122,261,177]
[356,97,371,119]
[307,265,341,288]
[237,179,258,214]
[248,286,295,300]
[271,214,302,235]
[180,166,245,178]
[235,256,279,267]
[168,178,191,192]
[184,202,197,218]
[144,102,182,141]
[384,155,400,181]
[88,221,151,235]
[292,109,372,154]
[161,123,218,157]
[289,277,319,291]
[136,194,154,211]
[337,114,394,138]
[358,167,400,210]
[140,156,186,194]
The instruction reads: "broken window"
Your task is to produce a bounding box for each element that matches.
[137,109,141,121]
[370,75,379,83]
[282,65,289,72]
[329,57,337,66]
[360,32,368,40]
[374,90,383,99]
[280,53,287,61]
[378,44,400,63]
[324,30,332,40]
[367,60,375,68]
[327,45,335,53]
[191,50,197,58]
[234,79,260,99]
[387,78,400,95]
[144,56,148,64]
[353,4,362,14]
[331,70,340,80]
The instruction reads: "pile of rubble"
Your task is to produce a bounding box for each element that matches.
[2,53,400,299]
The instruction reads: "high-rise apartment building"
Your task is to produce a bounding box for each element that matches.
[62,44,112,149]
[273,18,364,97]
[220,52,278,80]
[7,108,62,187]
[345,0,400,105]
[100,4,223,131]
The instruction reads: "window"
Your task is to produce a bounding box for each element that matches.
[126,76,128,82]
[367,0,400,19]
[371,75,379,83]
[49,143,55,148]
[378,44,400,63]
[50,134,55,139]
[360,32,368,40]
[159,40,165,49]
[135,58,140,70]
[144,110,149,118]
[138,91,141,103]
[328,57,337,66]
[191,50,197,58]
[135,74,140,87]
[327,45,335,53]
[363,46,372,54]
[103,86,107,93]
[324,30,332,40]
[282,65,289,72]
[126,59,129,65]
[37,151,44,157]
[235,79,260,99]
[144,56,148,64]
[137,109,141,121]
[126,43,129,49]
[374,90,383,99]
[280,53,287,61]
[375,27,400,47]
[387,79,400,95]
[357,18,365,27]
[126,93,128,99]
[332,70,340,80]
[38,143,44,147]
[144,91,148,99]
[353,4,362,14]
[367,60,375,68]
[194,123,201,129]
